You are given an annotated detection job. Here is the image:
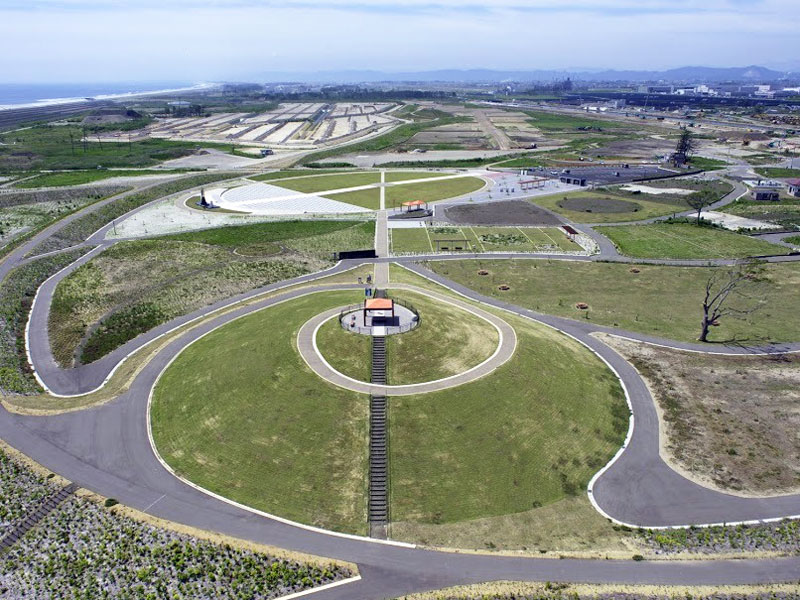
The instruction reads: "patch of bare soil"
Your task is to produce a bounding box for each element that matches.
[600,334,800,495]
[444,200,564,226]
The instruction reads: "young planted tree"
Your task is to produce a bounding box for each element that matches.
[686,188,718,224]
[699,260,766,342]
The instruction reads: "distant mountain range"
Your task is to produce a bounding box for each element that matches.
[257,65,790,84]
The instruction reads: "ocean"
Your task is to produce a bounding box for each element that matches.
[0,82,203,108]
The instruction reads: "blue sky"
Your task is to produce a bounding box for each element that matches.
[1,1,798,82]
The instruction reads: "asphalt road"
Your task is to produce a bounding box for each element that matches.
[3,167,800,598]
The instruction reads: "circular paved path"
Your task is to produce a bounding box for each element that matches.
[297,286,516,396]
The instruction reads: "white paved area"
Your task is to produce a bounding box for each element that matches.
[621,184,693,195]
[700,210,780,231]
[217,182,371,215]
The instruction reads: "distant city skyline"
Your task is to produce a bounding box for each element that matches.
[1,0,798,82]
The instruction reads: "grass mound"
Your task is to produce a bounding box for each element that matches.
[151,291,368,535]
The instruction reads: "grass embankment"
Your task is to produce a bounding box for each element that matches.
[316,289,499,385]
[249,169,358,182]
[0,124,239,172]
[49,221,374,366]
[0,249,90,395]
[151,291,369,535]
[390,310,628,547]
[597,223,790,259]
[424,259,800,343]
[29,173,236,255]
[602,335,800,495]
[14,169,198,188]
[270,172,381,193]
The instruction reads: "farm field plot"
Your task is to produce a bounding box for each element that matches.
[151,291,369,535]
[597,223,790,259]
[425,259,800,343]
[389,310,627,544]
[390,225,579,254]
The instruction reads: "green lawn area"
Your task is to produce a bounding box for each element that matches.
[325,188,381,210]
[597,223,790,259]
[531,191,689,223]
[390,226,579,254]
[385,177,485,208]
[14,169,197,188]
[389,310,627,530]
[270,172,381,193]
[383,171,450,183]
[316,317,372,383]
[249,169,358,182]
[686,156,729,171]
[316,289,499,385]
[755,167,800,179]
[151,291,369,535]
[424,259,800,343]
[785,235,800,246]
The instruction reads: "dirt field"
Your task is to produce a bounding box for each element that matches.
[443,200,564,226]
[601,335,800,495]
[586,137,676,160]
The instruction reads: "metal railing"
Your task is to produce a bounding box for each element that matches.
[339,298,421,335]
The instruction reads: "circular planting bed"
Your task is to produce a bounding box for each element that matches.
[558,196,641,214]
[315,290,500,386]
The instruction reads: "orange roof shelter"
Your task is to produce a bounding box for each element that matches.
[363,297,395,322]
[401,200,428,212]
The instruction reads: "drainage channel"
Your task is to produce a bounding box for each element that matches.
[369,335,389,538]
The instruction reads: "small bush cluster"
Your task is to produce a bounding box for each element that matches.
[638,521,800,554]
[479,232,528,246]
[0,451,60,536]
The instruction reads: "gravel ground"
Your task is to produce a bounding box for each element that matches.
[443,200,564,226]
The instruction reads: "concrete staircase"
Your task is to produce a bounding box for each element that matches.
[0,483,79,550]
[369,335,389,538]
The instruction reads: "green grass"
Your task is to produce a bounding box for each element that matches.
[687,156,729,171]
[385,177,485,207]
[316,317,372,383]
[425,259,800,344]
[14,169,197,188]
[271,173,381,193]
[784,235,800,246]
[597,223,790,259]
[325,189,381,210]
[160,220,371,254]
[378,154,522,169]
[389,310,627,526]
[383,171,450,183]
[755,167,800,179]
[316,289,499,385]
[151,291,368,535]
[722,196,800,229]
[385,290,497,385]
[249,170,358,182]
[0,124,240,173]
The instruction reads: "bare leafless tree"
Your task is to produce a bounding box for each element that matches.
[686,188,717,224]
[699,261,766,342]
